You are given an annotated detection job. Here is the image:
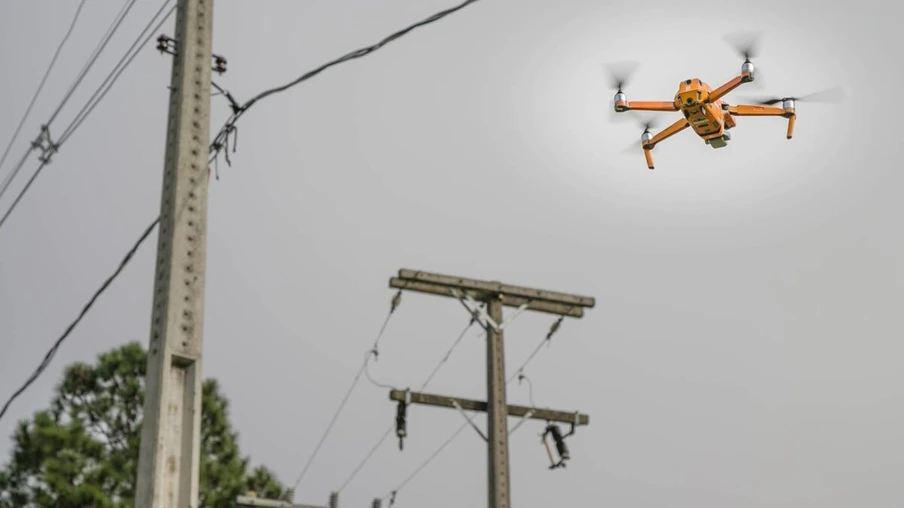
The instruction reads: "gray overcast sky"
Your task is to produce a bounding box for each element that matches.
[1,0,901,506]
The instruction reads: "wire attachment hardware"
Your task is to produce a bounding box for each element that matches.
[31,125,58,164]
[395,389,411,450]
[541,413,578,470]
[156,34,228,73]
[390,290,402,314]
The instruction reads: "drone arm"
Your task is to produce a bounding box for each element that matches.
[728,104,796,138]
[727,105,785,116]
[709,70,754,103]
[641,118,689,169]
[647,118,690,147]
[617,100,678,112]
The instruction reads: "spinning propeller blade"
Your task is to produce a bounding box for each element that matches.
[739,86,845,105]
[622,114,661,153]
[603,60,639,91]
[724,31,761,61]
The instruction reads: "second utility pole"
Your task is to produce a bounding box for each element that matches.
[135,0,215,506]
[485,293,509,506]
[390,269,595,508]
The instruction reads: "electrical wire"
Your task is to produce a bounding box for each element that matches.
[0,217,159,423]
[379,317,567,505]
[0,0,88,180]
[364,350,396,390]
[0,0,483,429]
[206,0,486,170]
[47,0,138,127]
[291,295,402,492]
[337,317,479,492]
[59,0,175,145]
[0,2,175,232]
[0,149,34,209]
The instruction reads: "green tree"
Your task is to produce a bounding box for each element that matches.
[0,342,285,507]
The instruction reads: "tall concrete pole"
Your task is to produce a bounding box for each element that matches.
[134,0,214,506]
[486,294,511,508]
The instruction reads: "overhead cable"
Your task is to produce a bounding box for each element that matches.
[0,0,483,429]
[0,1,175,231]
[0,217,159,422]
[0,0,88,182]
[290,291,404,492]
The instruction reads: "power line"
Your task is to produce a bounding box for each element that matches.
[47,0,139,127]
[338,316,480,493]
[0,0,483,429]
[0,0,88,180]
[291,291,403,491]
[0,0,143,205]
[0,149,34,209]
[59,0,176,145]
[0,217,159,423]
[207,0,486,169]
[0,2,175,232]
[379,320,565,505]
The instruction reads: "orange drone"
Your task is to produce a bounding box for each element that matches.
[608,34,843,169]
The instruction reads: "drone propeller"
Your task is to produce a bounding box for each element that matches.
[738,86,845,106]
[637,116,659,132]
[724,31,761,62]
[622,115,661,153]
[603,60,639,92]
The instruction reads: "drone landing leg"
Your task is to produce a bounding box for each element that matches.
[644,148,654,170]
[786,114,796,139]
[641,119,690,170]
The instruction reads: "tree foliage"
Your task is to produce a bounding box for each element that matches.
[0,342,284,507]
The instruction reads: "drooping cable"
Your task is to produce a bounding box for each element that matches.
[206,0,486,170]
[0,217,159,422]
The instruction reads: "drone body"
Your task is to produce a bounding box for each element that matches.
[609,36,841,169]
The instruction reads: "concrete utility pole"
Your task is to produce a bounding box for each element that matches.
[388,269,595,508]
[134,0,214,506]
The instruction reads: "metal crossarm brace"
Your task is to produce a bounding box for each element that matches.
[451,399,488,441]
